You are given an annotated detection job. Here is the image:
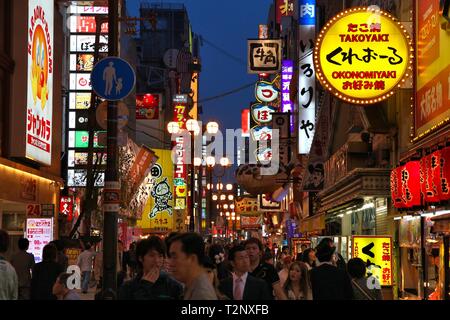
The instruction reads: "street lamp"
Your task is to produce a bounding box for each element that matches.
[167,121,180,134]
[194,157,202,167]
[226,184,233,191]
[206,121,219,134]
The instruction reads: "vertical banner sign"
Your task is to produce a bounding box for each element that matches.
[276,0,295,24]
[439,147,450,201]
[128,146,158,194]
[400,161,421,208]
[26,0,54,165]
[281,60,294,113]
[241,109,250,137]
[26,218,53,263]
[415,0,450,139]
[173,95,188,211]
[352,236,393,287]
[420,155,440,203]
[137,149,174,233]
[258,25,269,39]
[298,0,316,154]
[60,196,74,222]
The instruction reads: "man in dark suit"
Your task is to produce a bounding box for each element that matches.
[310,243,354,300]
[219,245,271,300]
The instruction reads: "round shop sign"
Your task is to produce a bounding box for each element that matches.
[314,7,412,104]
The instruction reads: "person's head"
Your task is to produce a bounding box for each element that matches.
[54,240,65,252]
[317,237,335,249]
[208,244,225,265]
[18,238,30,251]
[282,246,289,254]
[0,229,9,254]
[283,255,293,269]
[244,237,263,263]
[42,243,58,262]
[202,256,217,284]
[263,251,274,265]
[315,243,336,263]
[52,272,72,297]
[136,236,166,272]
[168,232,205,283]
[229,245,250,274]
[300,244,308,252]
[301,248,316,266]
[347,258,367,279]
[84,242,92,251]
[165,232,180,256]
[284,261,310,296]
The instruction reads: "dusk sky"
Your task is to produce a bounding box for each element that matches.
[127,0,273,131]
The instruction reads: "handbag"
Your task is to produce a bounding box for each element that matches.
[352,279,375,300]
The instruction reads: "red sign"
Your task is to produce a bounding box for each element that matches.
[60,196,74,221]
[439,147,450,200]
[241,109,250,136]
[136,94,160,120]
[276,0,295,23]
[420,154,440,203]
[27,204,41,217]
[128,146,158,193]
[76,16,108,33]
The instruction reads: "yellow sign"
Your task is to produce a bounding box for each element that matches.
[352,236,393,286]
[314,7,412,104]
[175,185,187,198]
[137,149,174,232]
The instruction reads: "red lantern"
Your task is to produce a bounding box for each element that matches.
[402,161,421,208]
[391,167,402,208]
[421,154,440,203]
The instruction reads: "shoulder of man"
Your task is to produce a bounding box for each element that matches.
[246,274,267,286]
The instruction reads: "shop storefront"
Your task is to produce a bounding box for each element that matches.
[0,158,62,259]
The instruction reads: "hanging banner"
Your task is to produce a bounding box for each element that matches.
[247,39,282,74]
[352,236,393,286]
[241,109,250,137]
[281,60,294,113]
[240,215,263,229]
[26,0,54,165]
[138,149,174,233]
[60,196,74,222]
[420,154,440,203]
[128,146,158,194]
[439,147,450,201]
[298,0,316,154]
[258,25,269,39]
[314,7,412,104]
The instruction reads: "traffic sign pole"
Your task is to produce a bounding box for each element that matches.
[102,0,119,300]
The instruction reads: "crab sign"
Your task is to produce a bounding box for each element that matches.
[149,178,173,218]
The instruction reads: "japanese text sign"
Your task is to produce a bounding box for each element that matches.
[276,0,295,23]
[248,39,282,74]
[235,197,259,215]
[314,7,412,104]
[26,0,54,165]
[26,218,53,263]
[352,236,393,286]
[299,0,316,26]
[60,196,74,222]
[415,0,450,140]
[281,60,294,113]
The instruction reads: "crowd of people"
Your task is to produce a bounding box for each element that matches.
[0,228,383,300]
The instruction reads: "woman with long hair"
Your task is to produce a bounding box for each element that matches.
[283,261,312,300]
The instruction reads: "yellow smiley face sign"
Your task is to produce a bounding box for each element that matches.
[314,7,412,104]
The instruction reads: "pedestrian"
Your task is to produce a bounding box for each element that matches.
[347,258,383,300]
[310,244,353,300]
[31,243,64,300]
[301,248,317,270]
[278,255,292,288]
[245,237,287,300]
[77,242,96,294]
[316,237,347,271]
[219,244,271,300]
[52,240,69,272]
[203,257,229,300]
[207,244,231,280]
[263,251,274,265]
[118,236,183,300]
[10,237,35,300]
[168,232,217,300]
[283,261,312,300]
[52,272,81,300]
[0,229,18,300]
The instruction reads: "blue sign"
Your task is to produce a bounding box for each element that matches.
[299,0,316,26]
[91,57,136,101]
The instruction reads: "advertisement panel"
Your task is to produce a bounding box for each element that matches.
[136,93,160,120]
[415,0,450,139]
[352,236,393,286]
[26,0,54,165]
[137,149,174,233]
[247,39,282,74]
[26,218,53,263]
[314,7,412,104]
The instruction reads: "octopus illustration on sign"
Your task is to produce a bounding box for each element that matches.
[149,178,173,218]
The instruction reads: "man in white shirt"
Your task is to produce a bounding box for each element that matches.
[0,230,18,300]
[219,245,271,300]
[77,243,97,294]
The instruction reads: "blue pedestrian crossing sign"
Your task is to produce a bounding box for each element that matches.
[91,57,136,101]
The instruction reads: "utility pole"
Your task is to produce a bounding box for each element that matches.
[102,0,119,300]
